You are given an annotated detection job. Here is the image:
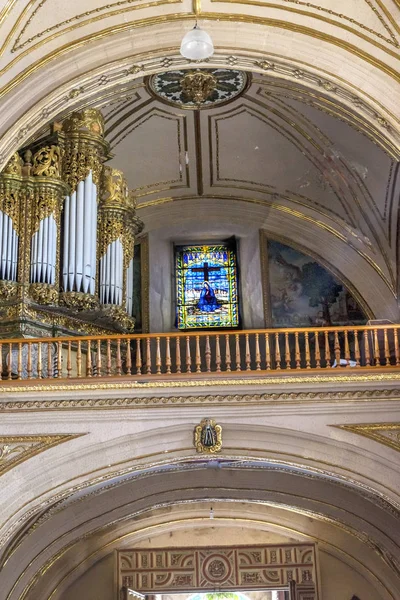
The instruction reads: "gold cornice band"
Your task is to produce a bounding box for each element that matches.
[1,12,400,105]
[0,382,400,410]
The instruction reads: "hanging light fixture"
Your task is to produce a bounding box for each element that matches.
[180,23,214,60]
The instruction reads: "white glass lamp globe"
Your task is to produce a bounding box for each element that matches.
[180,25,214,60]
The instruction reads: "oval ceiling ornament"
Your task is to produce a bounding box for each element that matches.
[147,69,249,109]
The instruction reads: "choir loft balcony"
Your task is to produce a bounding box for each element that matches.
[1,325,399,390]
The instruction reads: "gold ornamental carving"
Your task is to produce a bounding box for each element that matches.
[60,291,99,311]
[101,305,136,331]
[61,109,109,191]
[180,71,217,104]
[31,184,64,234]
[101,167,129,209]
[3,153,23,176]
[29,283,58,305]
[63,108,105,137]
[31,145,62,179]
[194,418,222,454]
[0,280,18,300]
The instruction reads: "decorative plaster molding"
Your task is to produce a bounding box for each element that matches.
[1,384,400,411]
[334,423,400,453]
[0,434,85,476]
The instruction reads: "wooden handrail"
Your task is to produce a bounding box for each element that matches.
[0,325,399,381]
[0,324,399,345]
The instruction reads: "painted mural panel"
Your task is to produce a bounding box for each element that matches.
[267,240,366,327]
[175,243,239,329]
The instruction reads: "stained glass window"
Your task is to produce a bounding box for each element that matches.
[175,243,239,329]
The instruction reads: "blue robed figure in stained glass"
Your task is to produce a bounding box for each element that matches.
[197,281,219,312]
[175,243,239,329]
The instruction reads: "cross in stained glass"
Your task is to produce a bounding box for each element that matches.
[191,261,221,281]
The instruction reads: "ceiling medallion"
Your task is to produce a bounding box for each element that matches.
[148,69,248,109]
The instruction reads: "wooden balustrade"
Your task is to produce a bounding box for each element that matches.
[0,325,399,382]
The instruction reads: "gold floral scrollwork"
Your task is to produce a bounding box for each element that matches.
[29,283,58,305]
[180,71,217,104]
[0,280,18,300]
[62,108,105,137]
[101,167,128,208]
[194,418,222,454]
[59,291,99,311]
[2,153,23,176]
[101,305,135,332]
[32,145,62,179]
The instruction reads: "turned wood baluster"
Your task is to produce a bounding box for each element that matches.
[165,336,172,374]
[304,332,311,369]
[106,339,111,376]
[175,337,181,374]
[265,333,271,370]
[186,336,192,373]
[205,335,211,373]
[7,342,12,380]
[67,341,72,379]
[18,342,22,380]
[245,334,251,371]
[86,340,92,377]
[156,337,162,374]
[146,337,151,375]
[116,338,122,375]
[215,335,221,372]
[334,331,340,367]
[195,335,201,373]
[364,329,371,367]
[354,331,360,367]
[384,328,391,367]
[275,333,281,370]
[47,341,53,378]
[314,332,321,369]
[344,330,350,364]
[225,334,231,372]
[394,328,400,366]
[126,340,132,375]
[373,328,380,366]
[27,342,32,379]
[57,341,62,378]
[255,333,261,371]
[284,332,291,370]
[324,331,331,368]
[235,334,241,371]
[295,332,300,369]
[96,339,102,377]
[77,340,82,378]
[136,338,142,375]
[37,342,42,380]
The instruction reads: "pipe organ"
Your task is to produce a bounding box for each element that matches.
[0,109,143,338]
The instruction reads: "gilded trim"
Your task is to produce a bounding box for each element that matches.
[0,434,84,476]
[333,423,400,453]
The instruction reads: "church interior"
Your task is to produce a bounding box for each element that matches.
[0,1,400,599]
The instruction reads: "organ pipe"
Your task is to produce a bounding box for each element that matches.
[0,108,142,338]
[60,109,108,300]
[29,145,66,304]
[0,153,23,288]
